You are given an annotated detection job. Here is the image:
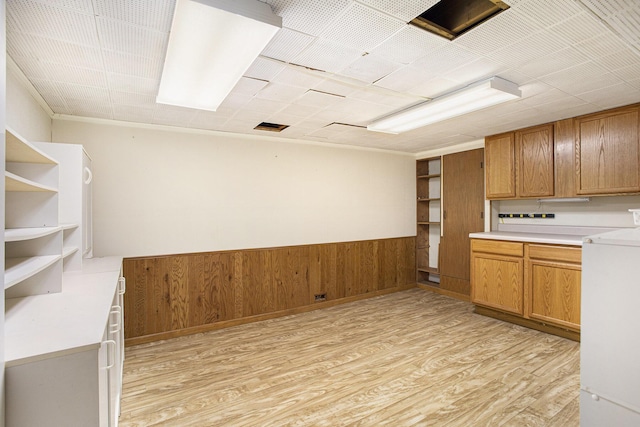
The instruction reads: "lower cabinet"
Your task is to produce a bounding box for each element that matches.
[471,240,524,315]
[5,257,125,427]
[526,244,581,331]
[471,239,581,338]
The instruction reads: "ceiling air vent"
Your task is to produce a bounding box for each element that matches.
[410,0,510,41]
[254,122,289,132]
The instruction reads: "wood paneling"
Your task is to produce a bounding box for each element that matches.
[485,133,515,199]
[576,105,640,194]
[516,123,554,198]
[123,237,415,343]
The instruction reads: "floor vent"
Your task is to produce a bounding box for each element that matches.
[410,0,510,41]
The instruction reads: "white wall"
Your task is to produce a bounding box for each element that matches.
[52,119,417,257]
[494,196,640,229]
[6,63,51,142]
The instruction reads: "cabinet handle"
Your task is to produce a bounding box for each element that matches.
[103,340,117,370]
[84,166,93,184]
[584,238,593,244]
[118,277,126,295]
[110,306,121,334]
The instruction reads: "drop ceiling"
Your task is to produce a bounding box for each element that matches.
[6,0,640,153]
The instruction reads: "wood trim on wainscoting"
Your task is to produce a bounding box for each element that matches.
[123,236,416,346]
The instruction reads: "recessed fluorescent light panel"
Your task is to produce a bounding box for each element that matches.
[367,77,521,134]
[157,0,282,111]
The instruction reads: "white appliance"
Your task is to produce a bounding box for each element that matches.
[581,227,640,426]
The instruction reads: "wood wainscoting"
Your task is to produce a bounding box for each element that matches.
[123,237,416,345]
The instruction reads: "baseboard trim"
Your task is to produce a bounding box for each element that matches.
[474,305,580,342]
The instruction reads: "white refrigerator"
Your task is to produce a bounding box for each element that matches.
[581,227,640,426]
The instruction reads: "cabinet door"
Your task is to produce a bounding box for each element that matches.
[471,253,524,315]
[576,106,640,194]
[526,244,581,331]
[485,132,516,199]
[516,124,554,198]
[440,148,485,295]
[527,259,581,331]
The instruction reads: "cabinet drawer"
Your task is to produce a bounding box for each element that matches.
[471,239,523,257]
[528,244,581,264]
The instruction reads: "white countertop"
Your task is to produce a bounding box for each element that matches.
[469,231,585,246]
[4,256,123,367]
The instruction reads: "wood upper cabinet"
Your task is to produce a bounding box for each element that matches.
[485,132,515,199]
[485,124,554,199]
[471,240,524,315]
[525,245,581,332]
[576,105,640,194]
[516,124,554,198]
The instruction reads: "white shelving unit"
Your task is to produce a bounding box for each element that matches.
[4,128,124,426]
[5,126,62,298]
[34,142,93,270]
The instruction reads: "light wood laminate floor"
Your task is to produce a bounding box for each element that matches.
[119,288,580,426]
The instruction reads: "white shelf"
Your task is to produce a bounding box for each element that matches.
[5,255,62,289]
[6,127,58,164]
[62,246,80,259]
[61,223,80,231]
[5,226,62,242]
[6,171,58,192]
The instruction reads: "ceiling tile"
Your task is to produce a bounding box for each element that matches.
[93,0,175,31]
[577,82,640,108]
[7,0,99,46]
[260,28,316,62]
[112,104,156,123]
[102,50,164,78]
[511,0,584,28]
[338,53,401,83]
[355,0,438,22]
[295,90,344,108]
[231,77,269,97]
[110,91,156,107]
[264,0,352,36]
[10,34,104,69]
[271,65,327,88]
[488,31,569,68]
[107,72,159,94]
[369,25,448,65]
[454,8,540,55]
[38,62,107,87]
[411,77,462,99]
[245,57,288,81]
[292,38,364,73]
[540,61,624,95]
[255,82,309,102]
[518,48,589,78]
[312,79,358,97]
[549,12,609,45]
[412,44,483,75]
[153,105,200,127]
[373,65,438,93]
[320,2,405,52]
[189,111,230,130]
[96,17,168,58]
